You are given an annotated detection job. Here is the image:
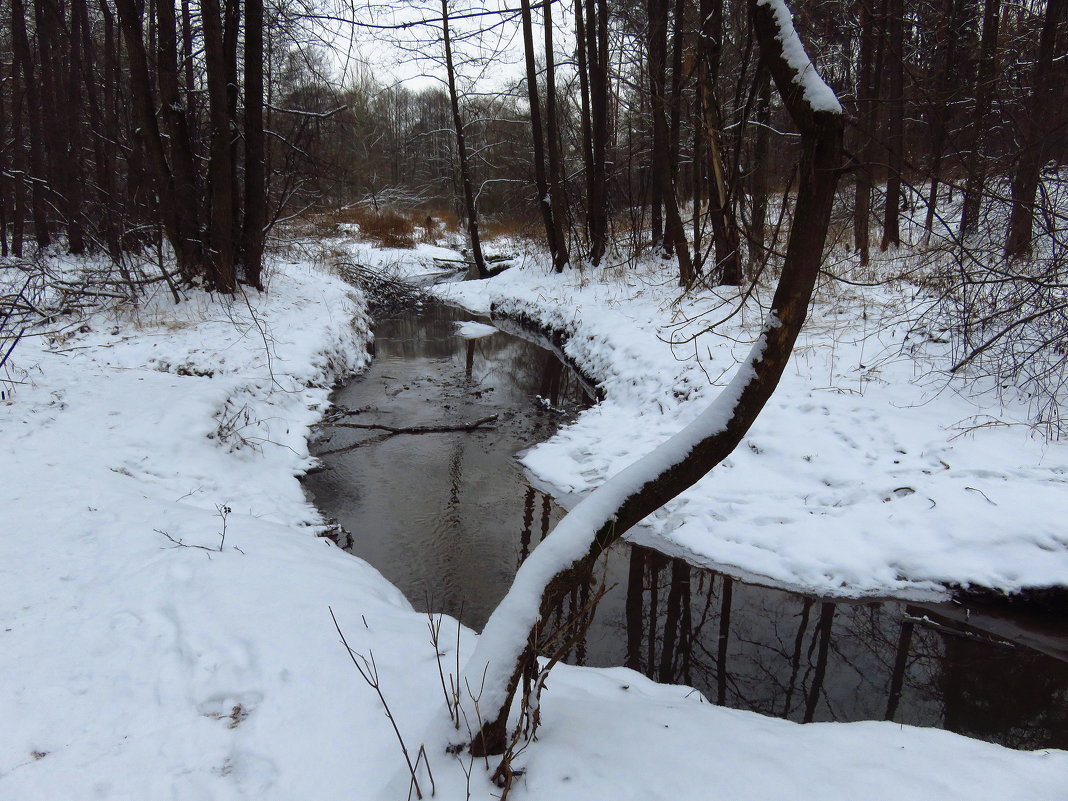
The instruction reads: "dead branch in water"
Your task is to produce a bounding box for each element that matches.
[316,414,498,456]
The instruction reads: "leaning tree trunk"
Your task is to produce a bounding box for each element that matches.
[461,0,844,758]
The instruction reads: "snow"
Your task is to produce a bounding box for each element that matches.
[454,320,498,338]
[435,259,1068,600]
[2,248,1066,799]
[457,326,771,725]
[756,0,844,114]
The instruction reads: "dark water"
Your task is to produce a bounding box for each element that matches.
[304,302,1068,751]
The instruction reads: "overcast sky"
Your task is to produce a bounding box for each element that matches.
[309,0,574,94]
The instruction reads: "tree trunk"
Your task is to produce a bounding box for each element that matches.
[697,0,742,285]
[201,0,237,292]
[880,0,904,250]
[64,1,88,255]
[34,0,67,249]
[748,67,771,275]
[519,0,560,267]
[575,0,596,254]
[1004,0,1065,258]
[154,0,202,278]
[464,0,843,756]
[242,0,267,288]
[7,24,26,257]
[667,0,686,183]
[589,0,610,265]
[74,0,121,260]
[853,0,880,264]
[543,0,570,272]
[960,0,1001,234]
[441,0,488,279]
[648,0,694,285]
[224,0,242,261]
[923,0,958,237]
[10,0,50,249]
[116,0,206,281]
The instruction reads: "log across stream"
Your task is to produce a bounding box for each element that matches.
[303,300,1068,751]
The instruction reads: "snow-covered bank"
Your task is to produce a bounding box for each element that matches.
[436,259,1068,599]
[3,252,1067,800]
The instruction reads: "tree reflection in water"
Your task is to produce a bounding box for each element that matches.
[308,302,1068,753]
[595,545,1068,750]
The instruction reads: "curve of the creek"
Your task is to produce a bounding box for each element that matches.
[303,299,1068,752]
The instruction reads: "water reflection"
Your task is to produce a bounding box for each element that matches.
[306,302,1068,752]
[305,301,591,629]
[600,545,1068,749]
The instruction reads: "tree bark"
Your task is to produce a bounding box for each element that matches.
[960,0,1001,234]
[1004,0,1065,258]
[464,0,843,756]
[575,0,596,252]
[116,0,207,281]
[242,0,268,288]
[749,67,771,275]
[10,0,50,249]
[7,23,26,257]
[543,0,570,272]
[648,0,694,285]
[441,0,488,279]
[64,1,88,254]
[697,0,742,284]
[923,0,959,237]
[880,0,904,250]
[73,0,121,260]
[519,0,561,267]
[588,0,611,265]
[853,0,880,265]
[155,0,202,278]
[201,0,237,291]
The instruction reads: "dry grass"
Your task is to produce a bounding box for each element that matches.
[335,206,416,249]
[481,216,544,243]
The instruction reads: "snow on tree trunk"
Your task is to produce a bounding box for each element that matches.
[451,0,845,758]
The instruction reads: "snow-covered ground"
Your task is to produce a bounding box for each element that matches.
[436,254,1068,600]
[2,246,1066,800]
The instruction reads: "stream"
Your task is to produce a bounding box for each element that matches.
[304,300,1068,752]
